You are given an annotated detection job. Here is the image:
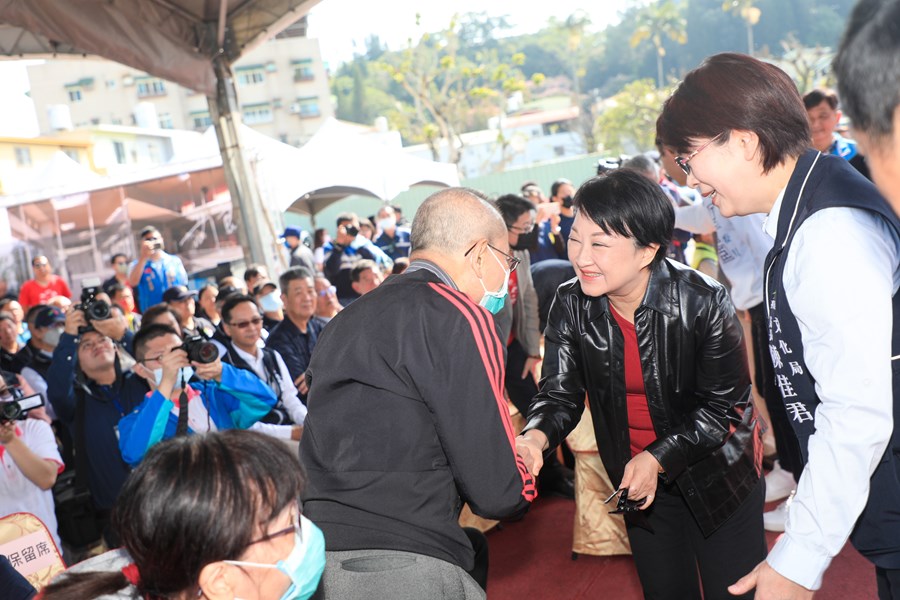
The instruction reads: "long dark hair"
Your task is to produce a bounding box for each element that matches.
[42,430,304,599]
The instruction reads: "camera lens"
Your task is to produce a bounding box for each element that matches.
[0,400,22,422]
[88,300,111,321]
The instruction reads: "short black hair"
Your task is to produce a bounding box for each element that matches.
[139,304,182,330]
[350,260,378,283]
[494,194,535,228]
[335,212,356,227]
[133,323,181,361]
[243,266,263,283]
[221,294,260,325]
[109,253,128,265]
[278,266,315,292]
[573,169,674,265]
[802,88,839,111]
[139,226,160,239]
[105,281,126,298]
[550,179,572,198]
[834,0,900,149]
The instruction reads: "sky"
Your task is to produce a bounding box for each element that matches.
[0,1,628,138]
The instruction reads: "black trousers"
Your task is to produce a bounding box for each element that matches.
[626,477,767,600]
[878,566,900,600]
[748,302,804,480]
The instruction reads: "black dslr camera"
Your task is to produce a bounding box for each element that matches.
[179,335,218,364]
[76,278,111,321]
[0,371,44,423]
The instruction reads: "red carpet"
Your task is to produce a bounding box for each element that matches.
[487,496,877,599]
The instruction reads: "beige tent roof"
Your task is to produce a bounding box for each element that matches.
[0,0,321,95]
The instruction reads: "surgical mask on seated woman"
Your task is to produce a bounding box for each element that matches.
[226,514,326,600]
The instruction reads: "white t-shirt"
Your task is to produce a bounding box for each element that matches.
[0,419,64,549]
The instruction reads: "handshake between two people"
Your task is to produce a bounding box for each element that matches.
[515,429,662,510]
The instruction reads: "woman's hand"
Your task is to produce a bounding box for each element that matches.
[515,430,548,477]
[619,451,662,509]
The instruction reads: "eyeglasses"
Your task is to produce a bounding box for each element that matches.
[247,513,301,547]
[79,337,113,352]
[317,286,336,297]
[674,133,724,176]
[32,262,49,268]
[508,222,536,235]
[464,242,520,272]
[229,316,263,330]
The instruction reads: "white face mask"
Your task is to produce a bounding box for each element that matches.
[43,326,63,348]
[151,366,194,387]
[260,291,283,313]
[377,217,396,231]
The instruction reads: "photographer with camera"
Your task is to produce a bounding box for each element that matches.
[75,283,136,357]
[128,226,187,312]
[0,372,64,549]
[323,212,393,305]
[47,307,148,547]
[120,324,277,466]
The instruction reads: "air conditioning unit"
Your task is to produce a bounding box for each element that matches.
[289,103,301,114]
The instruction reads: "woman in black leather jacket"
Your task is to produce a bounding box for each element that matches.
[516,170,765,600]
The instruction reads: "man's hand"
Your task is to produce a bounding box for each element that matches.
[294,373,309,395]
[139,239,155,260]
[156,348,189,398]
[515,430,547,477]
[729,560,814,599]
[619,451,662,509]
[521,356,541,383]
[64,307,87,336]
[91,309,127,342]
[0,420,16,445]
[291,425,304,441]
[193,358,223,383]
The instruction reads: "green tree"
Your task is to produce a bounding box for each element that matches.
[376,13,532,165]
[630,0,688,89]
[722,0,762,55]
[594,79,675,155]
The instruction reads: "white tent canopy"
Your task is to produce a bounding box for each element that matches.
[0,0,320,95]
[277,118,461,216]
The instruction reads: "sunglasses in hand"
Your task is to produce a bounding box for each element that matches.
[604,487,646,514]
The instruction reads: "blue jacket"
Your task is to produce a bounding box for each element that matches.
[46,333,149,509]
[117,363,277,466]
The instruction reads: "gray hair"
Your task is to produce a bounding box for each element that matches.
[410,188,507,256]
[621,154,659,181]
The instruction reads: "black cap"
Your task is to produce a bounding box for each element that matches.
[162,285,197,303]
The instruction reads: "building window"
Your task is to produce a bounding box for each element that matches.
[159,113,174,129]
[243,103,273,124]
[136,78,166,98]
[68,89,82,102]
[292,58,315,82]
[294,96,320,119]
[14,147,31,167]
[237,70,266,86]
[113,141,126,164]
[191,112,213,130]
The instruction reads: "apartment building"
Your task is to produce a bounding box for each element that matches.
[27,21,333,147]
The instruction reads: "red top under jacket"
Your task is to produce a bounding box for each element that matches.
[610,305,656,457]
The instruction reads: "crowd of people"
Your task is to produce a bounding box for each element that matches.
[1,1,900,598]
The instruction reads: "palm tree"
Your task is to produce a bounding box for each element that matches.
[722,0,762,55]
[629,0,688,89]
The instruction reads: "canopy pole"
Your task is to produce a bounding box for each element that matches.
[208,55,280,278]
